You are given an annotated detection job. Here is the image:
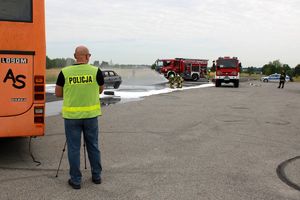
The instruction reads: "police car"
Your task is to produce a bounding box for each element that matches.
[260,73,290,82]
[102,70,122,89]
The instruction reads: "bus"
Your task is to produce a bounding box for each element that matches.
[0,0,46,137]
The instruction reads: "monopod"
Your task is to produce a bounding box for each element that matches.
[55,140,66,177]
[55,138,87,177]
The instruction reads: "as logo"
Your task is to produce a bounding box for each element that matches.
[3,69,26,89]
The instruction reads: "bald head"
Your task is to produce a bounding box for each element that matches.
[74,45,91,64]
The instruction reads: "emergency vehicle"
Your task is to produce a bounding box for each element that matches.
[214,57,241,88]
[156,58,208,81]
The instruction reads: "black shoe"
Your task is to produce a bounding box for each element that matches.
[68,179,81,189]
[92,178,102,184]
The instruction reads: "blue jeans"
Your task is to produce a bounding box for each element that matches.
[64,117,102,185]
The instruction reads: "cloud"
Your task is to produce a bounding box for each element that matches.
[46,0,300,66]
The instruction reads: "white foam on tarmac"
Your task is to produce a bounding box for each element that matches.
[45,83,214,116]
[113,83,214,99]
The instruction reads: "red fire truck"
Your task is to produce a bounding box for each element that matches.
[214,56,241,87]
[156,58,208,81]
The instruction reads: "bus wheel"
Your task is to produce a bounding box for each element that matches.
[192,74,199,81]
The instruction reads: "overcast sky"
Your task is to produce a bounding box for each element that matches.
[45,0,300,67]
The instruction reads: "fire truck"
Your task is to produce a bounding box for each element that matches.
[214,56,241,87]
[156,58,208,81]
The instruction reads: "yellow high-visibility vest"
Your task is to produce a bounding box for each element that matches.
[62,64,101,119]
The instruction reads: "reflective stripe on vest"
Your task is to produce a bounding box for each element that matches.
[63,104,100,112]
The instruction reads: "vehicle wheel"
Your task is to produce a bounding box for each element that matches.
[263,79,268,82]
[234,80,239,88]
[192,74,199,81]
[113,82,120,89]
[215,80,220,87]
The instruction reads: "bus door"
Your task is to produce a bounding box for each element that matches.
[0,51,34,117]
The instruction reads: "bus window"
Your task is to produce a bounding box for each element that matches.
[0,0,45,138]
[0,0,32,22]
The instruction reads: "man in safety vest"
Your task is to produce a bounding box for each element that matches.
[55,45,104,189]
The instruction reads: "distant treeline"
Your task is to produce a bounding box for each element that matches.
[247,60,300,77]
[151,59,300,77]
[209,59,300,77]
[210,60,300,77]
[46,56,300,77]
[46,56,150,69]
[46,56,75,69]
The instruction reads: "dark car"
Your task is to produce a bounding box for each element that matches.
[102,70,122,89]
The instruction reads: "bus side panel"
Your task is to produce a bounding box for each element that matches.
[0,0,45,78]
[0,54,34,116]
[33,0,46,82]
[0,105,44,137]
[0,0,46,137]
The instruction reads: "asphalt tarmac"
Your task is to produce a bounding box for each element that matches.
[0,80,300,199]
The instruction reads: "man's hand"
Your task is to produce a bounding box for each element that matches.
[99,85,104,94]
[55,85,63,97]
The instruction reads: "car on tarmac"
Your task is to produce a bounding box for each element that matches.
[260,73,290,82]
[102,70,122,89]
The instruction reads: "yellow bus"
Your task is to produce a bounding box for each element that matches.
[0,0,46,137]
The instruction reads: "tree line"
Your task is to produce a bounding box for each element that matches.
[46,56,75,69]
[261,60,300,77]
[208,60,300,77]
[152,59,300,77]
[209,59,300,77]
[47,56,300,77]
[46,56,150,69]
[246,60,300,78]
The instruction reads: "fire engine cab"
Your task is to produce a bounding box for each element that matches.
[156,58,208,81]
[214,56,241,88]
